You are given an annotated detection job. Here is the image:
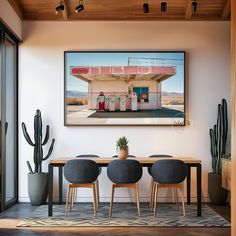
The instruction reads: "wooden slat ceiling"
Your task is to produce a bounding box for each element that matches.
[8,0,231,21]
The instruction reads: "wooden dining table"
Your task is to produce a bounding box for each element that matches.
[48,157,202,217]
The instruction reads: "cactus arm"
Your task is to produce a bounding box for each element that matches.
[42,139,55,161]
[42,125,50,145]
[222,98,228,154]
[21,123,34,146]
[27,161,33,173]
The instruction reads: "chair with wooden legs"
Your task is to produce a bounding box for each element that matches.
[107,159,143,217]
[151,159,187,217]
[74,155,101,208]
[148,155,174,209]
[64,159,99,217]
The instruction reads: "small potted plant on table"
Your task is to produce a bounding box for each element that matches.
[22,109,55,206]
[116,136,129,160]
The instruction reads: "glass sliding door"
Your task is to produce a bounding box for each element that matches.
[5,36,17,206]
[0,22,18,212]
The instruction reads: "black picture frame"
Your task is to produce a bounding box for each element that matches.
[64,51,187,126]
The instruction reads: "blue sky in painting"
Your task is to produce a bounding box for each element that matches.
[66,52,184,93]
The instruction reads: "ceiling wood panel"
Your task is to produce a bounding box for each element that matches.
[8,0,231,21]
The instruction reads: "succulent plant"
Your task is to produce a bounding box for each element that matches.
[116,136,129,150]
[209,99,228,174]
[22,109,55,173]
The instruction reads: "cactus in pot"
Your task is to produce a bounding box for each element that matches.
[116,136,129,160]
[22,109,55,205]
[208,99,228,204]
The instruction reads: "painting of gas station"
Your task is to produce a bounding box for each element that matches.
[64,51,185,126]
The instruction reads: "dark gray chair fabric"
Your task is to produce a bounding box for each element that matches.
[147,155,173,175]
[112,155,136,158]
[107,159,143,184]
[151,160,187,184]
[64,159,99,184]
[76,154,102,175]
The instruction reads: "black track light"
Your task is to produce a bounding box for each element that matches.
[75,0,85,13]
[192,1,197,13]
[56,1,64,14]
[161,2,167,13]
[143,2,149,14]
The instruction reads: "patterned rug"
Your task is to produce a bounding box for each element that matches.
[17,203,230,227]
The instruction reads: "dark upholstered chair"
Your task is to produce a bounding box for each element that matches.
[151,159,187,216]
[148,155,173,209]
[76,154,101,206]
[107,159,143,217]
[112,155,136,158]
[64,159,99,216]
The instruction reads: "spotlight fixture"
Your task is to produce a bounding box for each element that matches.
[75,0,85,13]
[161,2,167,12]
[192,1,197,13]
[55,0,64,14]
[143,2,149,14]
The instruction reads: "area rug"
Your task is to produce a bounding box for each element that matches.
[17,203,230,227]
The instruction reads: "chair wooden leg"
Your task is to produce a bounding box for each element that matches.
[172,188,175,204]
[92,183,97,217]
[135,184,141,216]
[69,187,74,211]
[109,184,115,217]
[72,188,76,209]
[150,179,154,209]
[65,186,71,217]
[180,187,186,216]
[175,188,179,211]
[95,180,99,210]
[153,182,158,217]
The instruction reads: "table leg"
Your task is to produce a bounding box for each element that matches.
[197,164,202,216]
[48,164,53,216]
[187,166,191,205]
[59,166,63,205]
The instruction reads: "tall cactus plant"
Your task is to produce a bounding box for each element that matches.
[209,99,228,174]
[22,109,55,173]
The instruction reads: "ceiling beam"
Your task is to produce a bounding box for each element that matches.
[8,0,23,20]
[221,0,231,19]
[185,0,192,19]
[62,0,68,19]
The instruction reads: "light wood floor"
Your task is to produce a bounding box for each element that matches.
[0,203,231,236]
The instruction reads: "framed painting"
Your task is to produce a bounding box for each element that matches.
[64,51,186,126]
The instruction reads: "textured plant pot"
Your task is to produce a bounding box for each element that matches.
[117,146,129,160]
[208,172,228,205]
[28,173,48,206]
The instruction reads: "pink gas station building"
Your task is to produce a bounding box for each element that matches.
[70,65,176,112]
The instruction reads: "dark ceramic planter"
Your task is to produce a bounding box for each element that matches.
[28,173,48,206]
[208,172,228,205]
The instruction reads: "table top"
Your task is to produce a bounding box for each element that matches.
[49,157,201,165]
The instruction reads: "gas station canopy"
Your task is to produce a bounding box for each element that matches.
[70,66,176,82]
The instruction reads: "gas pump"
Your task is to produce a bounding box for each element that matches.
[108,95,116,111]
[131,92,138,111]
[119,95,127,111]
[97,92,106,111]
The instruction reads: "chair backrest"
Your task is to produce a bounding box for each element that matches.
[112,155,136,158]
[76,154,99,158]
[64,159,99,184]
[147,155,173,175]
[151,159,187,184]
[107,159,143,184]
[149,154,173,158]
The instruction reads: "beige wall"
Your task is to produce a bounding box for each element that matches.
[19,21,230,202]
[0,0,22,40]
